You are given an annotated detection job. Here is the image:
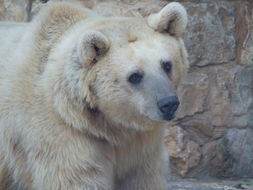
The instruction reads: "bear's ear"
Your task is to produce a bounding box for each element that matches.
[147,2,187,37]
[78,31,110,68]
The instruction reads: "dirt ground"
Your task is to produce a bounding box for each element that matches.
[168,179,253,190]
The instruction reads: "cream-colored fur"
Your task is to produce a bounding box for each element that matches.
[0,2,188,190]
[148,2,188,37]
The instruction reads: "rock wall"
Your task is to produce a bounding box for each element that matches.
[0,0,252,179]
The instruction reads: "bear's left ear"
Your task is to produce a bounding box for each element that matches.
[147,2,187,37]
[78,31,110,68]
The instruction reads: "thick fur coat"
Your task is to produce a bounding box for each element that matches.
[0,2,188,190]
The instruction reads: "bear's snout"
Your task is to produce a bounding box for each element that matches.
[157,96,180,121]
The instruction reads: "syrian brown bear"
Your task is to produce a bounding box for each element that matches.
[0,2,188,190]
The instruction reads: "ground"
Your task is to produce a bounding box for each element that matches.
[168,180,253,190]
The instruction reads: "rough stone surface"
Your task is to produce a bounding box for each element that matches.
[1,0,253,179]
[235,1,253,66]
[182,1,236,67]
[166,126,201,177]
[223,128,253,177]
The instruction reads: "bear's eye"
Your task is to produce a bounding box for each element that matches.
[128,72,143,85]
[162,61,172,74]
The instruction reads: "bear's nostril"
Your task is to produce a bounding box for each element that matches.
[157,96,180,115]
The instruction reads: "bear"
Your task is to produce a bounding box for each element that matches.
[0,2,188,190]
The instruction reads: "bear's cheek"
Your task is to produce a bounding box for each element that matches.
[97,95,141,121]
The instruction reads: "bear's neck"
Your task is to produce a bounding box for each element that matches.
[81,109,138,146]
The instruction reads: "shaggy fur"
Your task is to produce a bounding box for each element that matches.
[0,2,188,190]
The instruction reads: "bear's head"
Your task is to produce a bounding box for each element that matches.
[42,2,189,134]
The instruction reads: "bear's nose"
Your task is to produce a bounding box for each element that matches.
[157,96,180,120]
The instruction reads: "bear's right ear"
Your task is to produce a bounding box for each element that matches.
[147,2,187,37]
[77,31,110,68]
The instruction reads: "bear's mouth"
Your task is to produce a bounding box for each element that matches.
[162,113,176,121]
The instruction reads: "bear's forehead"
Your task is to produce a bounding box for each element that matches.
[81,17,181,61]
[85,17,155,41]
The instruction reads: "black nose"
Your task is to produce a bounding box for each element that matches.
[157,96,180,120]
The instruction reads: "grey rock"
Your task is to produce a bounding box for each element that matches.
[177,72,209,118]
[223,128,253,177]
[235,1,253,66]
[182,1,236,66]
